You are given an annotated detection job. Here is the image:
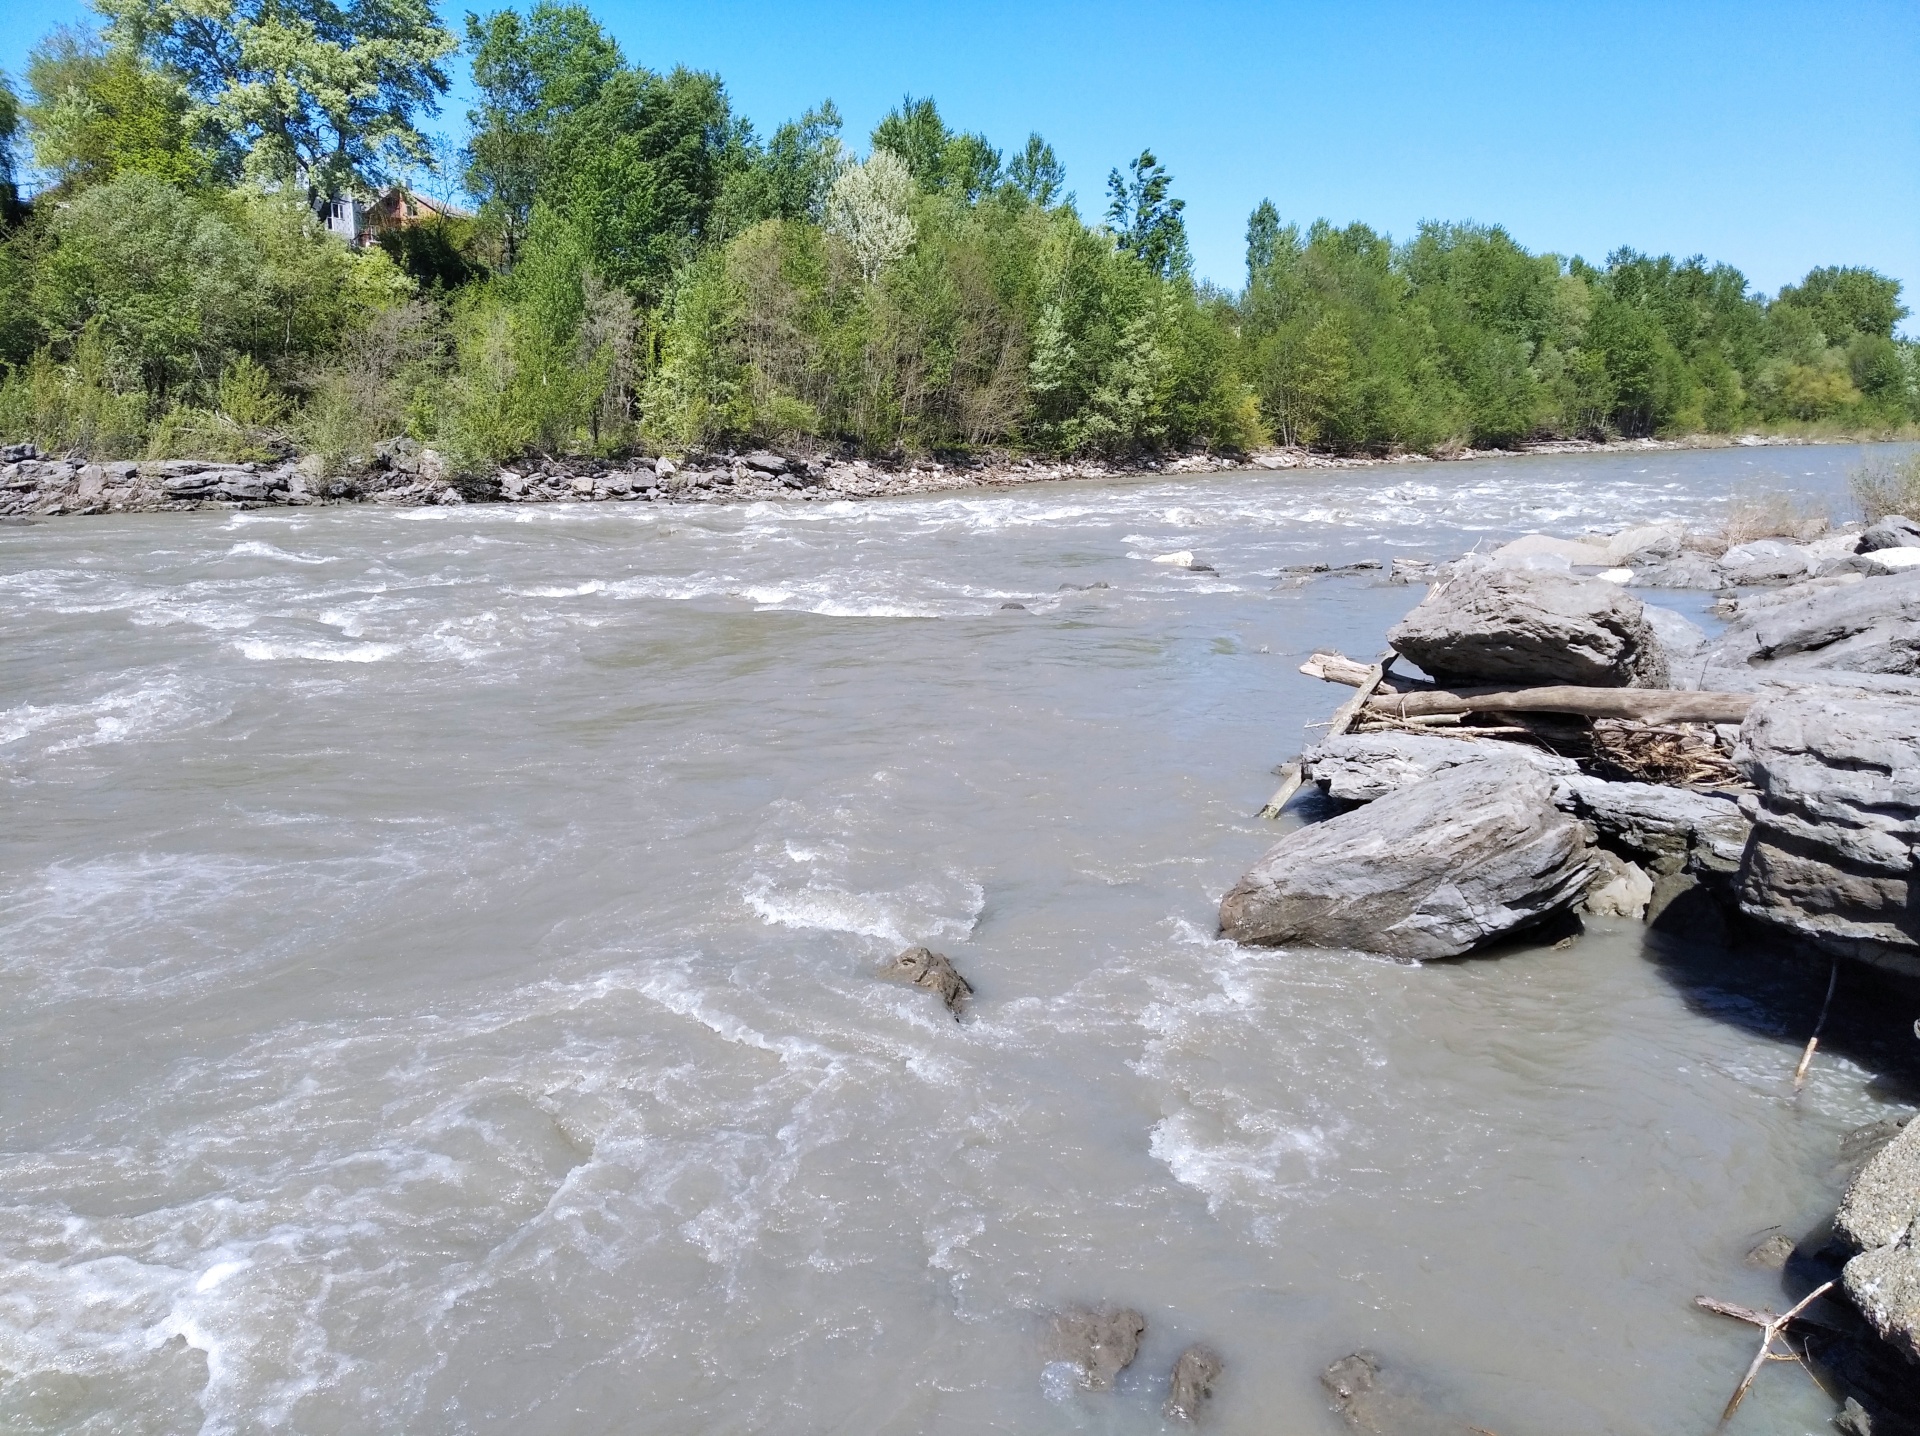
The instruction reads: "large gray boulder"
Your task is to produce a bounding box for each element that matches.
[1387,566,1670,687]
[1219,758,1595,960]
[1301,731,1576,804]
[1697,570,1920,677]
[1734,691,1920,975]
[1838,1118,1920,1363]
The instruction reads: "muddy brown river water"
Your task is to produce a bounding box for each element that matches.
[3,443,1917,1434]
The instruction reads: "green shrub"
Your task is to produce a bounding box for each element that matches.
[0,323,149,454]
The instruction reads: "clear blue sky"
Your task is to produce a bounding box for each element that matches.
[5,0,1916,326]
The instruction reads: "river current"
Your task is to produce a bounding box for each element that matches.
[2,443,1915,1435]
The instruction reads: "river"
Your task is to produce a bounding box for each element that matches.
[2,442,1914,1434]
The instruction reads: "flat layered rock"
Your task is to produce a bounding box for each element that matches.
[1301,732,1576,804]
[1734,691,1920,973]
[1387,565,1670,688]
[1700,570,1920,676]
[1220,757,1595,960]
[1553,774,1750,874]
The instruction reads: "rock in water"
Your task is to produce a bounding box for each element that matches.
[1838,1118,1920,1363]
[1387,565,1670,687]
[1321,1352,1484,1435]
[1734,692,1920,975]
[1042,1306,1146,1390]
[1162,1345,1222,1422]
[1219,759,1595,961]
[879,946,973,1017]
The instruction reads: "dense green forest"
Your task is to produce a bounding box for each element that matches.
[0,0,1914,473]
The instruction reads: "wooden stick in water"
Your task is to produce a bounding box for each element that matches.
[1792,957,1840,1092]
[1695,1280,1835,1422]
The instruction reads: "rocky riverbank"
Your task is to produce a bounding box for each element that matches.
[1218,518,1920,1429]
[0,431,1840,519]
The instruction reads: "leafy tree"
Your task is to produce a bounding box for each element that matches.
[1106,150,1189,279]
[1005,133,1063,207]
[1245,199,1280,278]
[541,65,736,298]
[871,96,999,201]
[0,70,20,218]
[1773,266,1908,345]
[24,29,207,190]
[463,3,623,264]
[714,101,843,233]
[33,172,255,395]
[826,149,914,282]
[95,0,457,191]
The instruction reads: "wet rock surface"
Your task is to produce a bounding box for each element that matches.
[878,946,973,1017]
[1734,691,1920,973]
[1744,1231,1797,1268]
[1041,1306,1146,1390]
[1161,1344,1222,1422]
[1220,757,1595,960]
[1387,565,1670,687]
[1837,1118,1920,1364]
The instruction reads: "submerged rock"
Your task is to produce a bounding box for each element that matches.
[1734,691,1920,975]
[1042,1306,1145,1390]
[1321,1352,1484,1436]
[1838,1118,1920,1363]
[1162,1344,1222,1422]
[1744,1231,1797,1268]
[1219,757,1595,960]
[879,946,973,1017]
[1387,565,1670,687]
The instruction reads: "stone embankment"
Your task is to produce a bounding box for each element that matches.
[1218,521,1920,1423]
[0,431,1828,518]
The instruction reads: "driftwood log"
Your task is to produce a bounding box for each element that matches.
[1261,654,1393,818]
[1301,651,1754,725]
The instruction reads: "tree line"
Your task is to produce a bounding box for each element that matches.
[0,0,1913,472]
